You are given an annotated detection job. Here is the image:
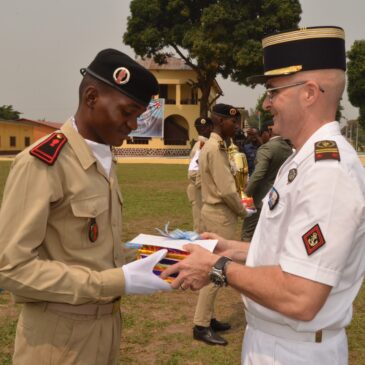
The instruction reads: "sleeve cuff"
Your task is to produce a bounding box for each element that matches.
[100,268,126,297]
[280,255,340,287]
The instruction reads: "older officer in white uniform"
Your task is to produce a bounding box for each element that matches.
[162,26,365,365]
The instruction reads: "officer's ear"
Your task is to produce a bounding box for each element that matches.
[84,86,99,109]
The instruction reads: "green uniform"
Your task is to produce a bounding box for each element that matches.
[242,136,292,241]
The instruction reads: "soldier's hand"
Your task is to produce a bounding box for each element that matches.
[122,249,172,294]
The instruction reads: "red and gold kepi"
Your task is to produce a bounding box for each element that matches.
[248,26,346,84]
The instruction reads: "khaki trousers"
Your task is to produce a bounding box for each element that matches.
[187,183,203,233]
[194,203,237,326]
[13,302,121,365]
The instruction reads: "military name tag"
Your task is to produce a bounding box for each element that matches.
[268,187,279,210]
[88,218,99,242]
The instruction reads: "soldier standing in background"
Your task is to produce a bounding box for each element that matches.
[192,104,247,346]
[187,117,213,232]
[241,120,292,241]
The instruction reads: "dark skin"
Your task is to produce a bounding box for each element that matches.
[211,114,238,140]
[196,124,213,139]
[74,83,146,146]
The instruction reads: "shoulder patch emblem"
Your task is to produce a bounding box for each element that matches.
[30,133,67,165]
[314,140,340,162]
[302,224,326,255]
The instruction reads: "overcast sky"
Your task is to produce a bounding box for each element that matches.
[0,0,363,122]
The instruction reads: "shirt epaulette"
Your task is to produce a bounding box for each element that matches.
[30,132,68,165]
[314,140,340,162]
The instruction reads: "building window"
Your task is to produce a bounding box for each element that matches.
[25,137,31,147]
[126,137,150,145]
[10,136,16,147]
[159,84,168,99]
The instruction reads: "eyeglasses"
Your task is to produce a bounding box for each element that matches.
[265,81,325,102]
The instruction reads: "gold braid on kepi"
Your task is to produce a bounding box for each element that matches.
[247,26,346,85]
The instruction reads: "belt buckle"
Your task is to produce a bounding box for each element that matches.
[112,298,121,314]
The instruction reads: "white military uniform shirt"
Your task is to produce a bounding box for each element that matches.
[245,122,365,332]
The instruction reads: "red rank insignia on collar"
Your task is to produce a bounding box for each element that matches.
[302,224,326,255]
[30,132,67,165]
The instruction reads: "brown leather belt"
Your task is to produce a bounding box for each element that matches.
[34,298,121,316]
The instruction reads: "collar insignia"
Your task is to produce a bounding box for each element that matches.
[288,168,297,183]
[219,140,226,151]
[302,224,325,255]
[314,140,340,162]
[268,187,279,210]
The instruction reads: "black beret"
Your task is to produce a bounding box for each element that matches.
[80,49,159,107]
[248,26,346,84]
[194,117,213,127]
[211,104,240,120]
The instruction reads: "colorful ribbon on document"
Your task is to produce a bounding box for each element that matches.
[155,222,200,241]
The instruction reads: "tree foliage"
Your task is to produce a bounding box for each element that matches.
[0,105,21,120]
[347,40,365,129]
[124,0,301,116]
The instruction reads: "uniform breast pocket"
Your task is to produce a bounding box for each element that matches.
[68,195,109,248]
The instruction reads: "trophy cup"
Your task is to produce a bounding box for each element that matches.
[227,138,256,210]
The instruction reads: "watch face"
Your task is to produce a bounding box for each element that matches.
[209,271,225,287]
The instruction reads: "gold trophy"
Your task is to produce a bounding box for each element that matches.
[227,138,255,210]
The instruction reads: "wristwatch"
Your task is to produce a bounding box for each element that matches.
[209,256,232,287]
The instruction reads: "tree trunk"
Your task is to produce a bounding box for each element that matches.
[198,77,214,117]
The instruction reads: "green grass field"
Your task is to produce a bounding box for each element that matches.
[0,161,364,364]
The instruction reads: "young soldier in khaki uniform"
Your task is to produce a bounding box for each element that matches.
[241,120,292,241]
[192,104,247,345]
[187,117,213,232]
[0,49,170,365]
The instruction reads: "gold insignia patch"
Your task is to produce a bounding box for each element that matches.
[314,140,340,162]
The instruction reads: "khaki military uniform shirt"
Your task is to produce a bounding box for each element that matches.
[199,132,245,217]
[187,136,208,232]
[0,120,125,305]
[187,136,208,189]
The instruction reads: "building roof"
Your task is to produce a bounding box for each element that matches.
[138,56,193,71]
[15,118,62,129]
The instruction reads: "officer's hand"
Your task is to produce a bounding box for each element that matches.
[200,232,231,255]
[122,249,172,295]
[161,244,217,291]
